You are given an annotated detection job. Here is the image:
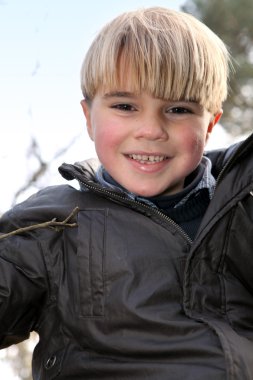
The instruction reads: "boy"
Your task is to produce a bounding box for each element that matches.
[1,7,253,380]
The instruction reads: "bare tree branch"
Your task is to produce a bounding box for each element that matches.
[12,134,81,206]
[0,207,79,240]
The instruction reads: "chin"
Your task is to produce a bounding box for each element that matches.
[134,189,162,198]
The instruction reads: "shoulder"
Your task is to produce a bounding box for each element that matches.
[0,185,81,233]
[205,132,253,178]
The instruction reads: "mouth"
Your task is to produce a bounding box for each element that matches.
[128,154,168,164]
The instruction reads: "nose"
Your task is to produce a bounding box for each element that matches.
[133,115,168,141]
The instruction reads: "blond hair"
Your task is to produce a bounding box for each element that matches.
[81,7,231,113]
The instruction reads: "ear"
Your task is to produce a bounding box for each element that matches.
[205,110,223,144]
[208,110,223,133]
[80,99,94,141]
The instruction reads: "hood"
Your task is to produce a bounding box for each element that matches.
[59,158,100,183]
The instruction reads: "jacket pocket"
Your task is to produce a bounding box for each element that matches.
[76,210,106,317]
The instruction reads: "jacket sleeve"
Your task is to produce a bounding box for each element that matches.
[0,206,49,349]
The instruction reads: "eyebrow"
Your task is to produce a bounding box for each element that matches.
[103,91,136,98]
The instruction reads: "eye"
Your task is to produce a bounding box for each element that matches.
[168,107,193,114]
[111,103,136,112]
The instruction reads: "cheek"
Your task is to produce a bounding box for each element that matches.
[193,134,206,154]
[92,121,122,156]
[186,127,207,150]
[178,128,207,163]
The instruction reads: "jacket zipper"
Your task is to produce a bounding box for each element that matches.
[214,155,235,190]
[76,177,193,245]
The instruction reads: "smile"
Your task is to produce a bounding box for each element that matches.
[128,154,168,164]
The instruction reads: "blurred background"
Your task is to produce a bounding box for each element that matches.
[0,0,253,378]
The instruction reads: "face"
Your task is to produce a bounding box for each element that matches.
[81,91,221,197]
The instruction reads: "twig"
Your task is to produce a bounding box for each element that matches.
[0,207,79,240]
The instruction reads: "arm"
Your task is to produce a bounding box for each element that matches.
[0,209,49,348]
[0,185,79,348]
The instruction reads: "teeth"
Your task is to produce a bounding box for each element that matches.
[129,154,167,163]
